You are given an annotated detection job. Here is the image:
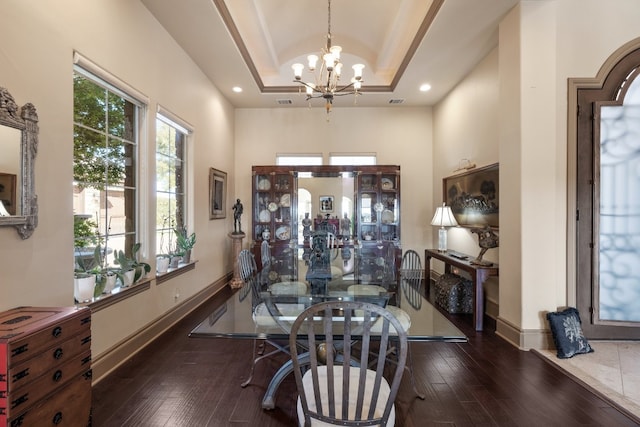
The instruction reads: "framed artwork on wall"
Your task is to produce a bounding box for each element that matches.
[443,163,499,228]
[319,195,334,213]
[209,167,227,220]
[0,173,16,216]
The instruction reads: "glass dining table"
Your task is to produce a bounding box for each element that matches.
[190,259,467,409]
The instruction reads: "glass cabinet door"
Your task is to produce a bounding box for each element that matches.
[252,169,296,283]
[356,171,400,243]
[253,172,294,242]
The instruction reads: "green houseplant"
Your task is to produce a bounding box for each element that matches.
[73,215,103,272]
[174,227,196,264]
[74,244,118,300]
[114,243,151,287]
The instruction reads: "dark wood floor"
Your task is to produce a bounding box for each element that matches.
[92,286,640,426]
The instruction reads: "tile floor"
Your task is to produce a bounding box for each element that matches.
[536,341,640,420]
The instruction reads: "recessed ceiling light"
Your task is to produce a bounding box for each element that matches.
[232,86,243,93]
[420,84,431,92]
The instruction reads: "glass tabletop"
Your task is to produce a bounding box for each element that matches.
[190,279,467,342]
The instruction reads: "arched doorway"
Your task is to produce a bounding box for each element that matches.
[575,40,640,339]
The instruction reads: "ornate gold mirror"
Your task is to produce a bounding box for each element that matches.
[0,87,38,239]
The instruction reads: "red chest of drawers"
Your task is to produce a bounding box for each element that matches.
[0,306,92,426]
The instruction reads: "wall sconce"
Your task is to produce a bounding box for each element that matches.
[431,203,458,252]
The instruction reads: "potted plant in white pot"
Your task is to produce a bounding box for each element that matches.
[92,244,118,295]
[156,253,171,274]
[74,245,101,303]
[73,214,102,272]
[114,243,151,287]
[174,226,196,264]
[157,223,175,274]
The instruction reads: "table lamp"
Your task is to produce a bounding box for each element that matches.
[431,203,458,252]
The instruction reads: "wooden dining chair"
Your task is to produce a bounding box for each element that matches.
[289,300,407,427]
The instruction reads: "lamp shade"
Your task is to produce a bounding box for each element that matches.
[430,203,458,228]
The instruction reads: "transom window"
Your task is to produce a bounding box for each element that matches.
[276,154,323,166]
[329,154,376,165]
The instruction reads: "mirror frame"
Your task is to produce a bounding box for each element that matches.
[0,87,38,239]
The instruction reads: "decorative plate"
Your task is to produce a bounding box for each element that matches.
[280,193,291,207]
[381,209,394,223]
[381,178,394,190]
[259,209,271,222]
[374,202,385,212]
[268,202,278,212]
[257,178,271,191]
[275,225,290,240]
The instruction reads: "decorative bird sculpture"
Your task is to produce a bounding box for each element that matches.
[470,225,498,265]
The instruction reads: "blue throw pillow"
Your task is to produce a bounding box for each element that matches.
[546,307,594,359]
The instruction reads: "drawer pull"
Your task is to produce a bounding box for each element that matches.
[11,393,28,409]
[11,344,28,357]
[52,370,63,382]
[10,414,24,426]
[52,326,62,338]
[12,368,29,382]
[53,348,63,359]
[52,411,63,425]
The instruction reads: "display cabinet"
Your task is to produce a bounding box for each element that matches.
[251,167,297,282]
[250,165,401,287]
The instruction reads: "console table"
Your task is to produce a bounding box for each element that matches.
[425,249,498,331]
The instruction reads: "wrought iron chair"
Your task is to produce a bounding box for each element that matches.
[396,249,426,399]
[238,249,292,388]
[289,300,407,426]
[400,249,423,310]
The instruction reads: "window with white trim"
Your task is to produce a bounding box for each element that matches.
[73,66,145,270]
[156,112,190,259]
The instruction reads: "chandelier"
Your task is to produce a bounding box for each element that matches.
[291,0,365,114]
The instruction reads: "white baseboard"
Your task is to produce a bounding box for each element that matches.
[496,316,554,350]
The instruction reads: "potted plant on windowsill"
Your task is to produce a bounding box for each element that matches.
[157,221,178,273]
[74,245,116,302]
[73,214,103,272]
[175,227,196,264]
[156,253,171,274]
[114,243,151,287]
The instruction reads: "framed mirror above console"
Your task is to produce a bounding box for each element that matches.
[0,87,39,239]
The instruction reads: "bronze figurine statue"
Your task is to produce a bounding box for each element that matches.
[232,199,243,234]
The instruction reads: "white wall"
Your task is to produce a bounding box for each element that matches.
[234,107,434,254]
[432,48,501,311]
[0,1,235,359]
[432,0,640,348]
